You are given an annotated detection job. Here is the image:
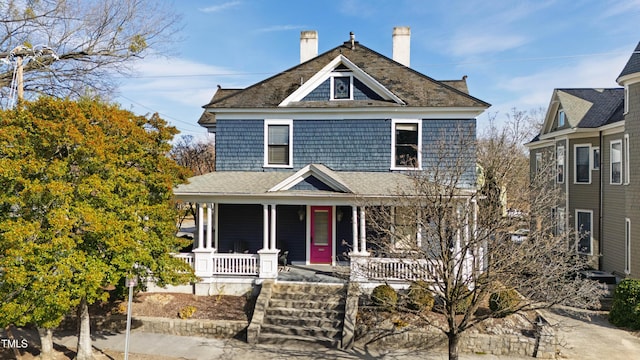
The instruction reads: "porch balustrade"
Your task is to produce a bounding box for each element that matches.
[351,256,441,282]
[212,253,259,276]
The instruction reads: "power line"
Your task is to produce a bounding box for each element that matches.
[117,94,205,132]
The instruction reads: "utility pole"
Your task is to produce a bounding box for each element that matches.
[0,45,57,106]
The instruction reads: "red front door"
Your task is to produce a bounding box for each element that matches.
[310,206,332,264]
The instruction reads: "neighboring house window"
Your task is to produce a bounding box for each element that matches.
[624,85,629,115]
[553,207,565,236]
[331,75,352,100]
[625,218,631,274]
[393,206,417,250]
[535,152,542,174]
[558,110,566,127]
[391,119,422,169]
[556,145,565,184]
[576,210,593,255]
[610,140,622,185]
[264,120,293,167]
[624,134,630,185]
[592,147,600,170]
[574,145,591,184]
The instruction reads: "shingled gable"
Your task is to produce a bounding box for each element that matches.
[200,40,489,116]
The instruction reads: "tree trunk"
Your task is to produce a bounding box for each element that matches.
[448,332,459,360]
[37,327,54,360]
[75,297,93,360]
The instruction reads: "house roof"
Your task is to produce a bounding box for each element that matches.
[174,164,473,200]
[198,40,489,124]
[558,88,624,128]
[618,42,640,80]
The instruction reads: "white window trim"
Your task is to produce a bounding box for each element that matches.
[591,147,600,171]
[574,144,591,184]
[610,139,622,185]
[624,85,629,115]
[624,134,630,185]
[263,119,293,168]
[625,218,631,274]
[575,209,593,256]
[391,119,422,170]
[558,110,565,127]
[556,145,565,184]
[329,72,354,101]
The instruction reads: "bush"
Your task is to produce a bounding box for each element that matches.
[178,305,197,319]
[489,288,520,317]
[407,281,435,312]
[610,279,640,329]
[452,285,473,314]
[371,284,398,310]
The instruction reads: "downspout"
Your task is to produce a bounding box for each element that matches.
[598,131,604,270]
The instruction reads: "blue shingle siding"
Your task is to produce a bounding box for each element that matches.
[291,175,338,191]
[293,119,390,171]
[275,205,307,263]
[215,119,264,171]
[217,204,264,253]
[302,79,330,101]
[353,78,384,101]
[422,119,477,188]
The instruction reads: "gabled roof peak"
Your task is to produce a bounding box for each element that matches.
[617,41,640,83]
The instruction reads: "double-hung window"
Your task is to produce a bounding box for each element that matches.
[624,134,630,185]
[264,120,293,168]
[611,140,622,185]
[391,119,422,169]
[535,152,543,174]
[592,147,600,171]
[576,210,593,255]
[574,145,591,184]
[556,145,565,184]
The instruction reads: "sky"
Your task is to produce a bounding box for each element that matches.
[115,0,640,139]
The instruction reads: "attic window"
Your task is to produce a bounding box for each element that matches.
[332,76,352,100]
[558,110,566,127]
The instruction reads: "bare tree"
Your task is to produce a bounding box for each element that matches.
[170,135,216,176]
[363,125,603,360]
[0,0,182,101]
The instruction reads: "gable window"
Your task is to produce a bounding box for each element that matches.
[556,145,565,184]
[558,110,566,127]
[592,147,600,170]
[264,120,293,168]
[610,140,622,185]
[574,145,591,184]
[392,119,422,169]
[625,218,631,274]
[624,134,630,185]
[576,210,593,255]
[535,152,543,174]
[332,76,352,99]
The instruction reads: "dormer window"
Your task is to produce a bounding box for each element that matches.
[558,110,565,127]
[331,75,352,100]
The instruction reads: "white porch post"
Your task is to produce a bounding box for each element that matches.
[258,204,279,279]
[351,206,359,254]
[193,203,214,279]
[206,202,213,249]
[359,207,369,255]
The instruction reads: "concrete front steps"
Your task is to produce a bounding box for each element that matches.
[254,282,348,348]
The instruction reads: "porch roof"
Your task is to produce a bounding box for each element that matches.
[174,165,475,202]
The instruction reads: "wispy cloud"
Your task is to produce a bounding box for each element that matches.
[449,33,528,57]
[199,1,241,13]
[255,25,307,33]
[600,0,640,18]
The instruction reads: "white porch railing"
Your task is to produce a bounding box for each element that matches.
[351,257,441,282]
[173,252,194,267]
[212,253,259,276]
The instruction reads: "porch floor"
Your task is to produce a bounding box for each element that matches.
[277,265,348,284]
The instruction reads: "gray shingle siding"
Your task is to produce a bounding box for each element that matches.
[300,78,385,102]
[422,119,477,187]
[302,79,330,101]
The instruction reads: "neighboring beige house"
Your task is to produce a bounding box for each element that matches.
[527,42,640,278]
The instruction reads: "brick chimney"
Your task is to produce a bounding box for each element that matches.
[392,27,411,67]
[300,30,318,63]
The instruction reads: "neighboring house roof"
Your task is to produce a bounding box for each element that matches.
[198,40,489,125]
[174,163,473,200]
[558,88,624,128]
[618,42,640,80]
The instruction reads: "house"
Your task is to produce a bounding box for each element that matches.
[526,42,640,278]
[172,28,490,294]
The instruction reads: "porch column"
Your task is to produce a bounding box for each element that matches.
[197,203,204,250]
[359,207,369,255]
[270,204,277,250]
[214,203,219,250]
[206,203,213,249]
[351,206,359,254]
[262,204,269,250]
[258,204,279,279]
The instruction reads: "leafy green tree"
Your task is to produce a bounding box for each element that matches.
[0,97,195,359]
